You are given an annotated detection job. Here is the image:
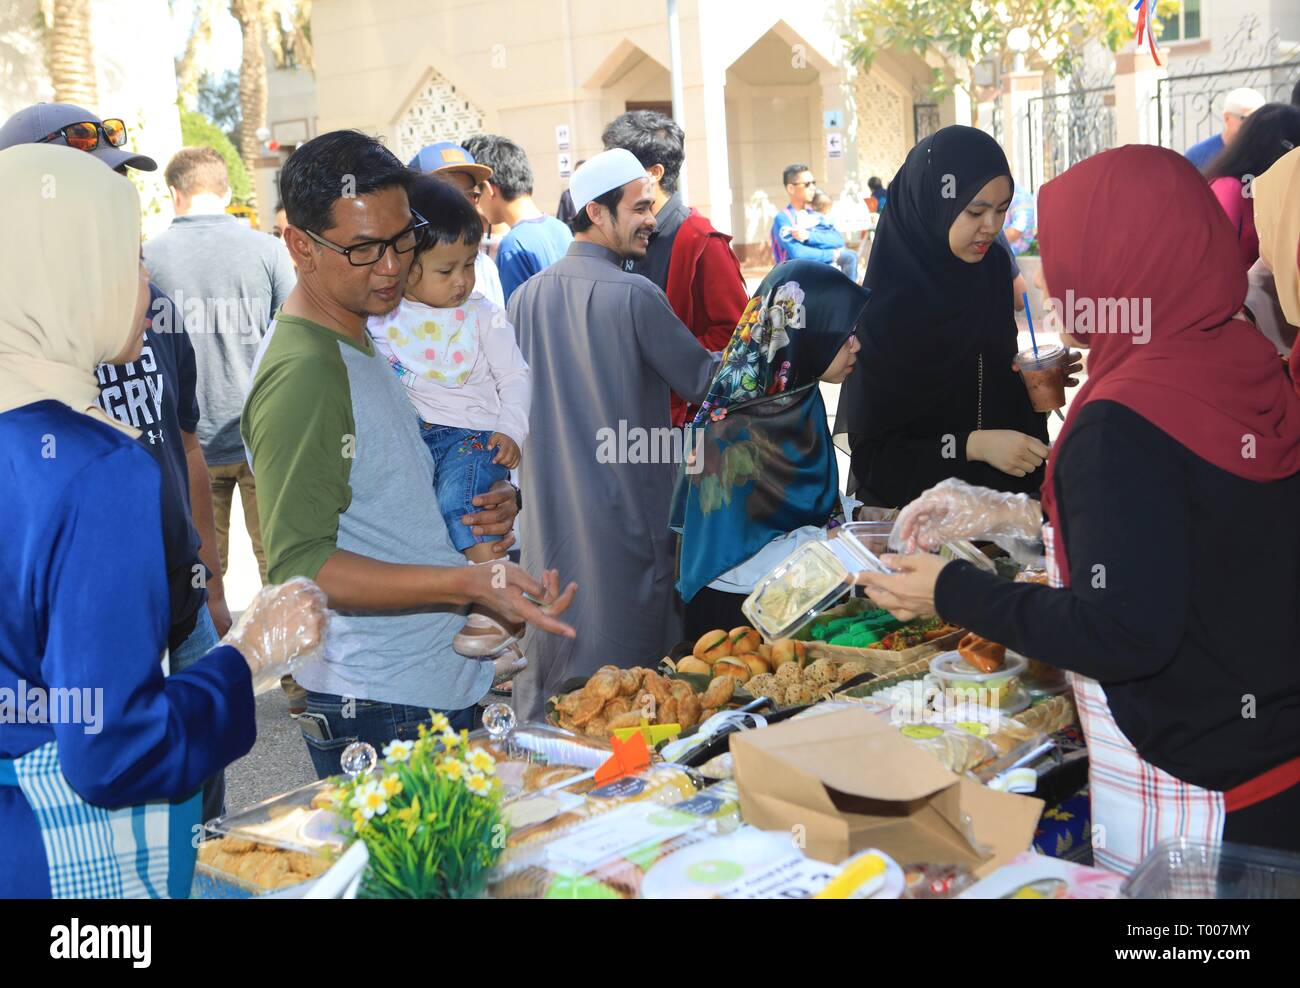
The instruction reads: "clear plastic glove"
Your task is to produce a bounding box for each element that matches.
[221,577,330,694]
[888,478,1044,559]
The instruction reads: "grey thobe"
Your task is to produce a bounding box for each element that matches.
[507,240,719,720]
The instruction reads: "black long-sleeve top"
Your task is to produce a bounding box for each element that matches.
[935,400,1300,791]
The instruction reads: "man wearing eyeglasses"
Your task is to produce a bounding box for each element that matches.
[770,163,855,279]
[407,141,506,307]
[241,130,576,778]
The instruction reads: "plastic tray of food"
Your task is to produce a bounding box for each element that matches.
[490,780,742,899]
[194,835,336,896]
[205,778,349,853]
[1122,838,1300,899]
[743,525,895,641]
[467,722,612,799]
[929,649,1029,709]
[495,763,702,871]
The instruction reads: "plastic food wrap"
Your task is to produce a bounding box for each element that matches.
[206,777,348,852]
[466,722,612,799]
[895,723,999,774]
[220,576,331,695]
[491,781,739,899]
[498,764,701,862]
[889,478,1045,564]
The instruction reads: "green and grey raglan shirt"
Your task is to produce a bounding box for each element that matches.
[241,314,491,709]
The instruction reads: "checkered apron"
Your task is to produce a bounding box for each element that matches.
[0,741,201,898]
[1043,523,1224,875]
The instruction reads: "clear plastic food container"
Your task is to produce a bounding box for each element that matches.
[743,527,892,641]
[1122,838,1300,899]
[929,650,1029,709]
[205,778,348,853]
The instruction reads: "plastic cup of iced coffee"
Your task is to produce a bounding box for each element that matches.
[1015,344,1067,412]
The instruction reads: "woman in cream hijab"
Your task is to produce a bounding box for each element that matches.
[1249,146,1300,362]
[0,143,150,426]
[0,144,326,898]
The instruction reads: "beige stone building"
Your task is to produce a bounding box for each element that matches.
[299,0,966,263]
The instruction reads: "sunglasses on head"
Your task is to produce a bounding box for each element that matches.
[41,118,128,153]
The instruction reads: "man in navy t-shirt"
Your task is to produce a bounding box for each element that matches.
[468,135,573,303]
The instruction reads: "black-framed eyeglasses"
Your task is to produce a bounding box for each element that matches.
[301,210,429,266]
[41,118,128,153]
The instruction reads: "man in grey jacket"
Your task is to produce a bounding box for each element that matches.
[144,146,296,588]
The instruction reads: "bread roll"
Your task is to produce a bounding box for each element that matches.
[728,627,761,654]
[676,656,712,676]
[713,656,751,683]
[693,630,731,663]
[737,653,770,677]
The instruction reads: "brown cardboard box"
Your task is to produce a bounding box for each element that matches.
[730,707,1042,877]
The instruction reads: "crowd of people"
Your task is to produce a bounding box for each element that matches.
[3,79,1300,896]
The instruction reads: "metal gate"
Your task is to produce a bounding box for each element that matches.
[1155,17,1300,151]
[1026,85,1116,190]
[1156,61,1300,150]
[913,102,940,144]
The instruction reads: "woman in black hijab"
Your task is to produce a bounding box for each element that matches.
[835,125,1072,508]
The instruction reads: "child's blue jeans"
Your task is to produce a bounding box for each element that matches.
[419,422,509,553]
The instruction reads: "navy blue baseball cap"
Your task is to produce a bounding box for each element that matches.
[407,141,491,182]
[0,103,157,171]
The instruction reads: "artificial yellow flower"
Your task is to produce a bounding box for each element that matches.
[439,729,463,749]
[466,747,496,775]
[438,758,467,782]
[465,772,491,797]
[428,713,451,734]
[381,774,404,798]
[352,809,367,830]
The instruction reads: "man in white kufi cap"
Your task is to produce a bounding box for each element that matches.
[1185,87,1267,171]
[506,148,721,719]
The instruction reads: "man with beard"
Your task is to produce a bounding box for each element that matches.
[507,149,720,719]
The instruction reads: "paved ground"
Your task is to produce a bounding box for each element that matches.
[218,498,317,810]
[225,685,317,811]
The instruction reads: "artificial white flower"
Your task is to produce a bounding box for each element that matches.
[465,772,492,797]
[383,739,414,764]
[359,786,389,819]
[466,747,497,775]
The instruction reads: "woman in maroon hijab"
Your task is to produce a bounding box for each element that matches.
[856,145,1300,874]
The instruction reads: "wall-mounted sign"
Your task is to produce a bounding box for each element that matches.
[556,124,571,150]
[558,152,572,178]
[825,132,844,159]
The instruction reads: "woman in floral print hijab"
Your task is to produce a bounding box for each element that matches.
[672,261,871,623]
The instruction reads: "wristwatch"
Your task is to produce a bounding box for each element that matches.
[509,481,523,512]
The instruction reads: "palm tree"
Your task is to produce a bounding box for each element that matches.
[227,0,314,209]
[229,0,269,206]
[175,0,220,107]
[43,0,98,107]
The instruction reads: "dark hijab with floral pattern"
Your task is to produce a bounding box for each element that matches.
[673,261,871,601]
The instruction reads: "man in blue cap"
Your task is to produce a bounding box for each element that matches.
[407,140,505,307]
[0,102,232,818]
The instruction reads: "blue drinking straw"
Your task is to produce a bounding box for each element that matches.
[1023,292,1039,359]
